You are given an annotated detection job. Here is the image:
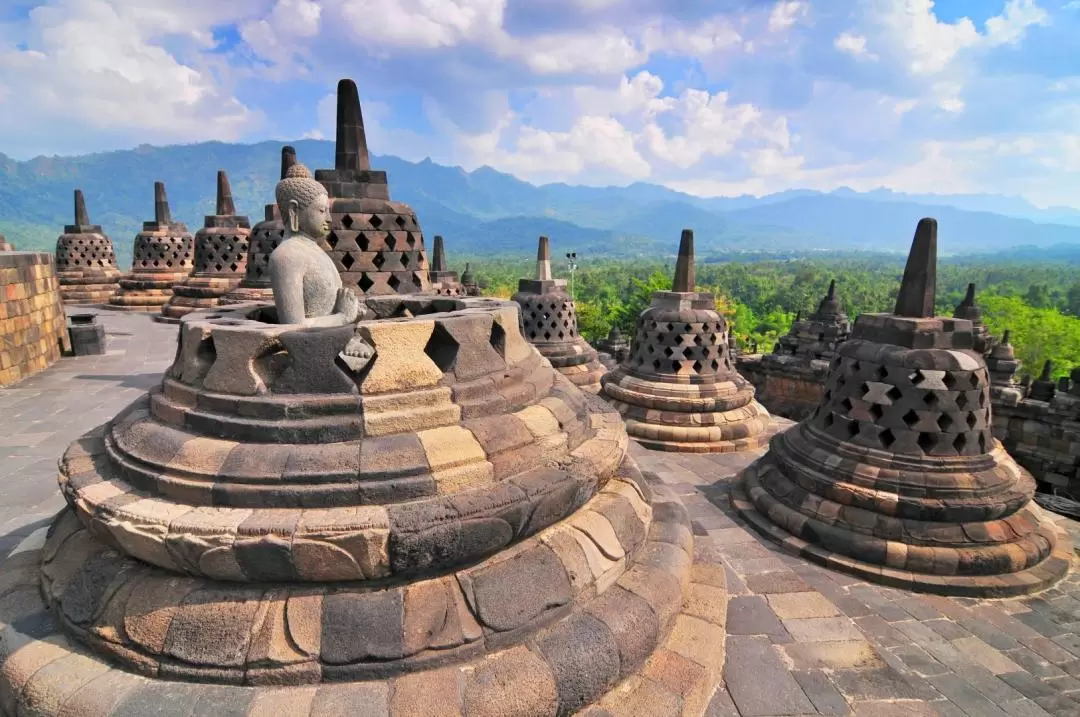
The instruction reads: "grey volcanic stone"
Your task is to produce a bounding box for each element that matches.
[470,545,571,632]
[538,612,621,716]
[321,588,406,663]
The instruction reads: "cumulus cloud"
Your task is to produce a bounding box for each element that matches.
[2,0,1078,209]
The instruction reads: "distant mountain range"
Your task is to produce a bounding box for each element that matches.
[2,139,1079,268]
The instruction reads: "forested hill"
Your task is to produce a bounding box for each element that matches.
[2,140,1080,266]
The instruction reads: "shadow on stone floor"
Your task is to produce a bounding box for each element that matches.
[72,372,164,389]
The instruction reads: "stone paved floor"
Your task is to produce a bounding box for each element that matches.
[1,310,1078,717]
[632,443,1080,717]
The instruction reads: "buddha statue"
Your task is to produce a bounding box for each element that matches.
[269,163,363,326]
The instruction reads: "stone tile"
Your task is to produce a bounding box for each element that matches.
[768,592,840,620]
[782,641,884,671]
[830,667,929,702]
[792,670,851,715]
[928,673,1010,717]
[726,595,788,638]
[924,619,972,641]
[1001,699,1055,717]
[708,527,758,545]
[782,617,864,643]
[952,636,1024,675]
[724,635,815,717]
[745,571,812,595]
[703,687,739,717]
[999,672,1061,700]
[849,700,940,717]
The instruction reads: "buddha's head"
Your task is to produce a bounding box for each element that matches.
[275,163,331,241]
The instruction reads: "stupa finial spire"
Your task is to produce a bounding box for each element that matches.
[673,228,695,292]
[280,145,297,180]
[216,170,235,216]
[893,217,937,318]
[535,236,552,280]
[154,181,172,225]
[334,79,371,173]
[827,279,836,300]
[432,235,447,272]
[74,189,89,226]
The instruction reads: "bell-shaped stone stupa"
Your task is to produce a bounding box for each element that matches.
[601,229,771,452]
[460,262,479,296]
[428,234,464,295]
[108,181,194,311]
[512,235,606,393]
[987,329,1023,405]
[315,79,431,295]
[734,218,1073,596]
[54,189,123,304]
[776,279,852,360]
[158,170,251,322]
[0,233,12,251]
[222,145,296,305]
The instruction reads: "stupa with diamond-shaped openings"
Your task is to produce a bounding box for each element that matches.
[315,79,430,295]
[512,235,606,393]
[158,170,251,322]
[54,189,123,304]
[733,218,1073,596]
[108,181,194,311]
[601,229,771,452]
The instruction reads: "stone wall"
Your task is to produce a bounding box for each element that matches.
[0,252,69,386]
[993,399,1080,498]
[738,354,829,421]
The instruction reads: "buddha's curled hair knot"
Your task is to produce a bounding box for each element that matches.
[275,162,327,221]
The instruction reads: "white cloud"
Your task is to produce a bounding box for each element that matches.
[768,1,809,33]
[334,0,505,50]
[0,0,261,155]
[833,31,877,60]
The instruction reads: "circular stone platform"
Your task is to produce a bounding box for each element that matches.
[0,295,728,716]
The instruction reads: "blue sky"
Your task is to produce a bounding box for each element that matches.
[0,0,1078,208]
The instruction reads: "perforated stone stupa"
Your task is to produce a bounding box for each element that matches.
[54,189,123,304]
[316,79,431,295]
[513,235,606,394]
[223,146,295,305]
[0,293,731,715]
[775,279,852,361]
[601,229,771,452]
[953,282,991,354]
[159,170,251,322]
[734,218,1073,597]
[108,181,194,311]
[428,235,463,296]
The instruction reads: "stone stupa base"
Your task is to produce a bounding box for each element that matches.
[220,284,274,305]
[57,273,122,306]
[0,476,729,717]
[156,276,241,323]
[537,339,608,395]
[604,370,772,453]
[732,423,1074,598]
[107,275,188,312]
[733,478,1073,598]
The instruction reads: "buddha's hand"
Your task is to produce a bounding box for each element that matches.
[333,287,362,322]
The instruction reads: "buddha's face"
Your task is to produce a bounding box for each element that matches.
[290,192,331,240]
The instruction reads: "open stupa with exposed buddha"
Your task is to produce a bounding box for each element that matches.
[0,90,730,714]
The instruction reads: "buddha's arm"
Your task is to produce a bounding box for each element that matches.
[270,250,314,325]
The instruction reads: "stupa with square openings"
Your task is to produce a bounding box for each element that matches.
[512,235,606,394]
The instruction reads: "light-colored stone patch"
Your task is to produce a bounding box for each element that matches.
[359,321,443,393]
[767,592,840,620]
